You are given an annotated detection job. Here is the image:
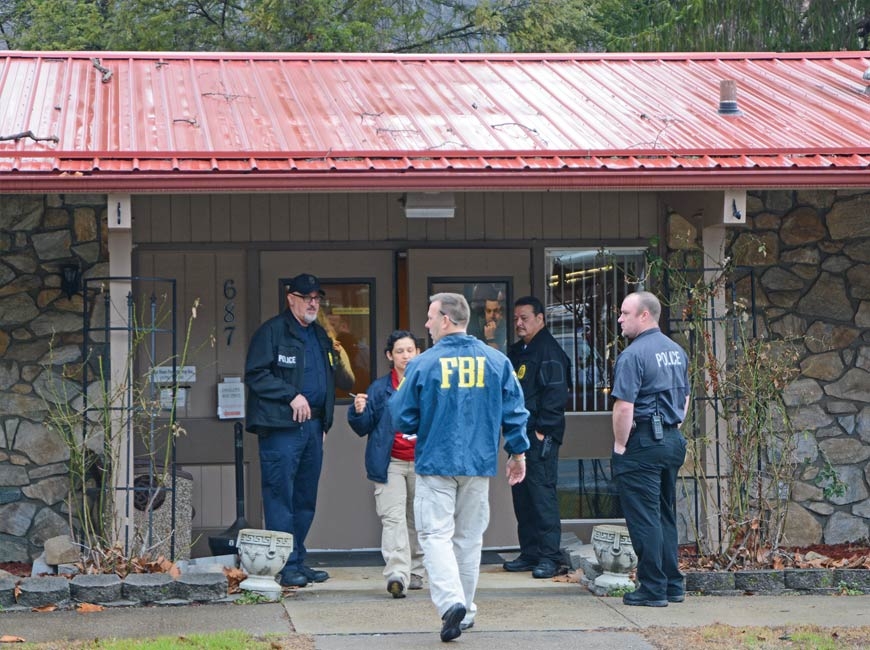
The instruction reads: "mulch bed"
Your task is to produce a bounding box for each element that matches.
[679,542,870,572]
[0,561,32,577]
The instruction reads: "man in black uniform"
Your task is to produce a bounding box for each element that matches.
[245,273,337,588]
[611,291,689,607]
[504,296,571,579]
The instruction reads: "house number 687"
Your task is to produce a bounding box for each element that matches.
[223,279,236,347]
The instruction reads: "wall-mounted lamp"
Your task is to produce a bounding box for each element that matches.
[402,192,455,219]
[722,189,747,226]
[60,264,81,298]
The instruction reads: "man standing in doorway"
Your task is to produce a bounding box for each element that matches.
[245,273,337,588]
[390,292,529,642]
[504,296,571,579]
[611,291,689,607]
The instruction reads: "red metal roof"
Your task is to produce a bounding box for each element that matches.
[2,51,870,192]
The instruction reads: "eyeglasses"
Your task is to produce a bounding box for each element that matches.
[439,310,459,325]
[291,293,323,304]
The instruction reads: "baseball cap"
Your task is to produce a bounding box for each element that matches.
[287,273,325,296]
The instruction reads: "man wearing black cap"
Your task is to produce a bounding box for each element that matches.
[245,273,337,588]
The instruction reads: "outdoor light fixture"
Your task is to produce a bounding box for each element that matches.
[60,263,81,298]
[722,190,747,225]
[402,192,455,219]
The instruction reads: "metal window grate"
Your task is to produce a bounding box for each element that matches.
[545,248,648,412]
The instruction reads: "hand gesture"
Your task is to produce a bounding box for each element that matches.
[353,392,368,414]
[505,456,526,486]
[290,394,311,423]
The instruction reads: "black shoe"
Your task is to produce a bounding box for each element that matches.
[502,556,537,572]
[440,603,466,642]
[300,565,329,583]
[387,577,405,599]
[667,591,685,603]
[278,570,308,588]
[623,589,668,607]
[532,559,558,579]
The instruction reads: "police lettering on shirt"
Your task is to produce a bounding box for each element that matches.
[655,350,683,368]
[277,354,297,366]
[439,356,486,388]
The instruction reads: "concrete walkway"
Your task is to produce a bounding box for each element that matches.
[2,562,869,649]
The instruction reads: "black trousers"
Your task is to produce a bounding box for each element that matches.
[612,424,687,597]
[510,433,562,564]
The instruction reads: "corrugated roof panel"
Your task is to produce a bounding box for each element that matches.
[4,51,870,191]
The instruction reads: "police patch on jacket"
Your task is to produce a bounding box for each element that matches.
[277,352,297,367]
[516,363,526,379]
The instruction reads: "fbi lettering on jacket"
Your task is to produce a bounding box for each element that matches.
[439,356,486,388]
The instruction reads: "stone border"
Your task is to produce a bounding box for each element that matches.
[562,536,869,597]
[0,571,235,611]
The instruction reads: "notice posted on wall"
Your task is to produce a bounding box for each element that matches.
[218,377,245,419]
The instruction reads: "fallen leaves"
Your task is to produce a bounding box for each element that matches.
[31,605,56,613]
[224,566,247,594]
[0,635,25,643]
[140,556,181,579]
[553,569,583,583]
[76,603,104,613]
[679,542,870,572]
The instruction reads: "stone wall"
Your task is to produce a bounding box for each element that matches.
[3,189,869,558]
[0,194,108,561]
[670,189,870,547]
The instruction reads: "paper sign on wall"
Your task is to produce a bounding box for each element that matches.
[160,387,187,410]
[218,377,245,419]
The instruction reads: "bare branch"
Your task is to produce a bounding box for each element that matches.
[92,58,113,83]
[0,130,59,143]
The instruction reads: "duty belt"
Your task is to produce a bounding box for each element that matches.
[633,418,679,429]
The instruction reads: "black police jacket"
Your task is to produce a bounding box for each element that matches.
[244,310,336,435]
[508,327,571,444]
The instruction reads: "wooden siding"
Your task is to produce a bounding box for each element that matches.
[132,191,660,244]
[184,463,249,529]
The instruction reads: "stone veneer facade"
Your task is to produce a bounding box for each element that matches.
[1,189,869,560]
[669,189,870,547]
[0,194,107,561]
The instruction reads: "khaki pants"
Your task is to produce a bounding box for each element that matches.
[414,474,489,626]
[374,458,425,587]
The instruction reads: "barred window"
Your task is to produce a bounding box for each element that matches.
[545,248,648,412]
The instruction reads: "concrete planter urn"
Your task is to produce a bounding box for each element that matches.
[590,524,637,590]
[236,529,294,601]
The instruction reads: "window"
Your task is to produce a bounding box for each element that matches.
[545,248,648,412]
[281,278,374,399]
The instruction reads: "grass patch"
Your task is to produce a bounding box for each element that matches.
[645,624,870,649]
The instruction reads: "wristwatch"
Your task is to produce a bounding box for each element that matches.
[510,454,526,463]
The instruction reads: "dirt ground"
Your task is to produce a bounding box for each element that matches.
[640,624,870,649]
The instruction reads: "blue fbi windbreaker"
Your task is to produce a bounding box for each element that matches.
[389,333,530,477]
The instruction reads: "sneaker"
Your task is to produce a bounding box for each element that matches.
[440,603,466,642]
[502,556,537,572]
[459,620,474,631]
[622,589,668,607]
[409,573,424,590]
[387,577,405,599]
[532,559,558,579]
[300,565,329,583]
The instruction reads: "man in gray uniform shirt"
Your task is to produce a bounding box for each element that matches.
[610,291,689,607]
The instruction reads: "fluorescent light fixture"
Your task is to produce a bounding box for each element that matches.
[403,192,455,219]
